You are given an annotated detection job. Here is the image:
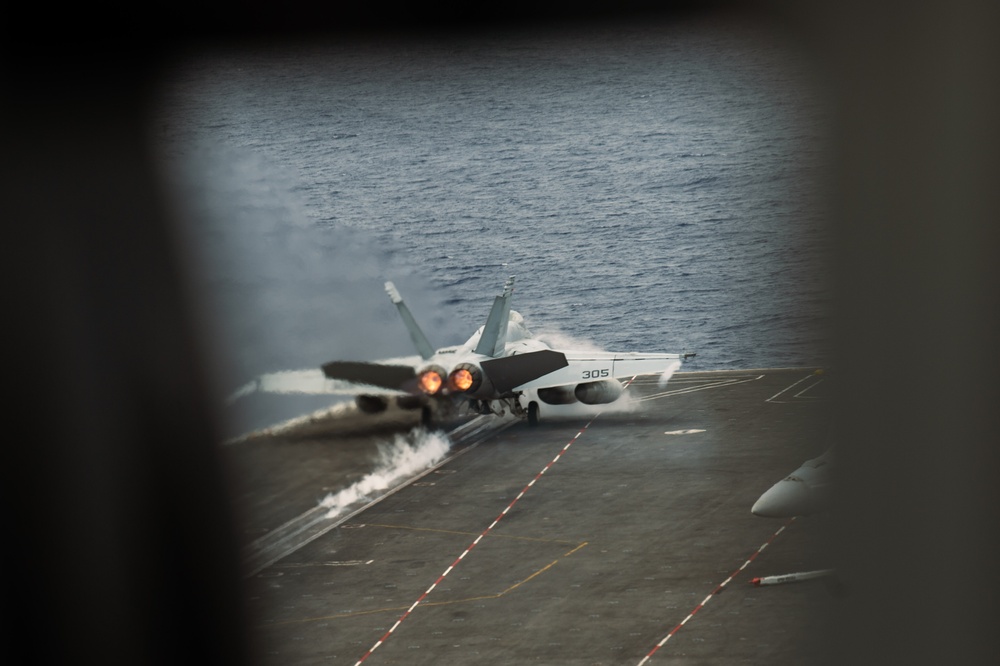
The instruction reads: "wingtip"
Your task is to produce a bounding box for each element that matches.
[385,281,402,303]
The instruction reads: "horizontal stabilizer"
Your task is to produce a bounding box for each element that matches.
[481,349,568,394]
[321,361,416,391]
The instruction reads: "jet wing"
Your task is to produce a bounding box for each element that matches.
[512,351,683,391]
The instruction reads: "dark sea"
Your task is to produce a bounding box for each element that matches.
[153,16,832,434]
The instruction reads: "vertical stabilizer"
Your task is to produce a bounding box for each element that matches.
[474,276,515,358]
[385,282,435,360]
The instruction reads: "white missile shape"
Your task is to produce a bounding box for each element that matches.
[750,569,835,586]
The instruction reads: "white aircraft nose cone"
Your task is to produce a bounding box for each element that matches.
[751,476,813,518]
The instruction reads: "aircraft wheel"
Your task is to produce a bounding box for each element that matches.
[527,401,539,426]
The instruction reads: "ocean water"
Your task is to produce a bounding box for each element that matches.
[154,16,831,432]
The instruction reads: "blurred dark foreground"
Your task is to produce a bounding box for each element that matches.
[3,3,999,664]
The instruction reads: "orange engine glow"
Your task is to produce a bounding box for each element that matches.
[447,364,482,393]
[449,368,475,392]
[417,370,444,395]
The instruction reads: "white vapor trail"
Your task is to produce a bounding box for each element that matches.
[659,359,682,387]
[319,429,451,519]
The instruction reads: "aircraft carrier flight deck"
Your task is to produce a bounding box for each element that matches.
[223,369,836,665]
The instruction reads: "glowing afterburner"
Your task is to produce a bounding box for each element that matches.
[448,363,483,393]
[416,366,445,395]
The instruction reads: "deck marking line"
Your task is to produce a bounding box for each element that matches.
[638,375,763,402]
[636,518,795,665]
[766,373,818,403]
[791,377,825,400]
[352,381,639,665]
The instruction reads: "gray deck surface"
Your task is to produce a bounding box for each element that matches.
[223,369,836,665]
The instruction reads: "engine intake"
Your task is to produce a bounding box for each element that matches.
[356,395,389,413]
[537,386,578,405]
[574,379,623,405]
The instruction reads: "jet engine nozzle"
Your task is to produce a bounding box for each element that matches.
[416,365,447,395]
[448,363,483,394]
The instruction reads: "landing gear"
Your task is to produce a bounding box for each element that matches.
[527,401,539,427]
[469,395,531,421]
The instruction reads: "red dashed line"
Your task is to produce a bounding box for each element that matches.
[354,380,636,663]
[636,517,796,665]
[353,381,635,665]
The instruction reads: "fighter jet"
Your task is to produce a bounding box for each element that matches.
[750,447,838,591]
[751,447,834,518]
[309,276,690,426]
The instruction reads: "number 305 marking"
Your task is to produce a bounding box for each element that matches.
[582,369,610,379]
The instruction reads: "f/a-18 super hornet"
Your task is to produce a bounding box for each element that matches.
[751,447,835,518]
[230,277,691,426]
[317,276,691,426]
